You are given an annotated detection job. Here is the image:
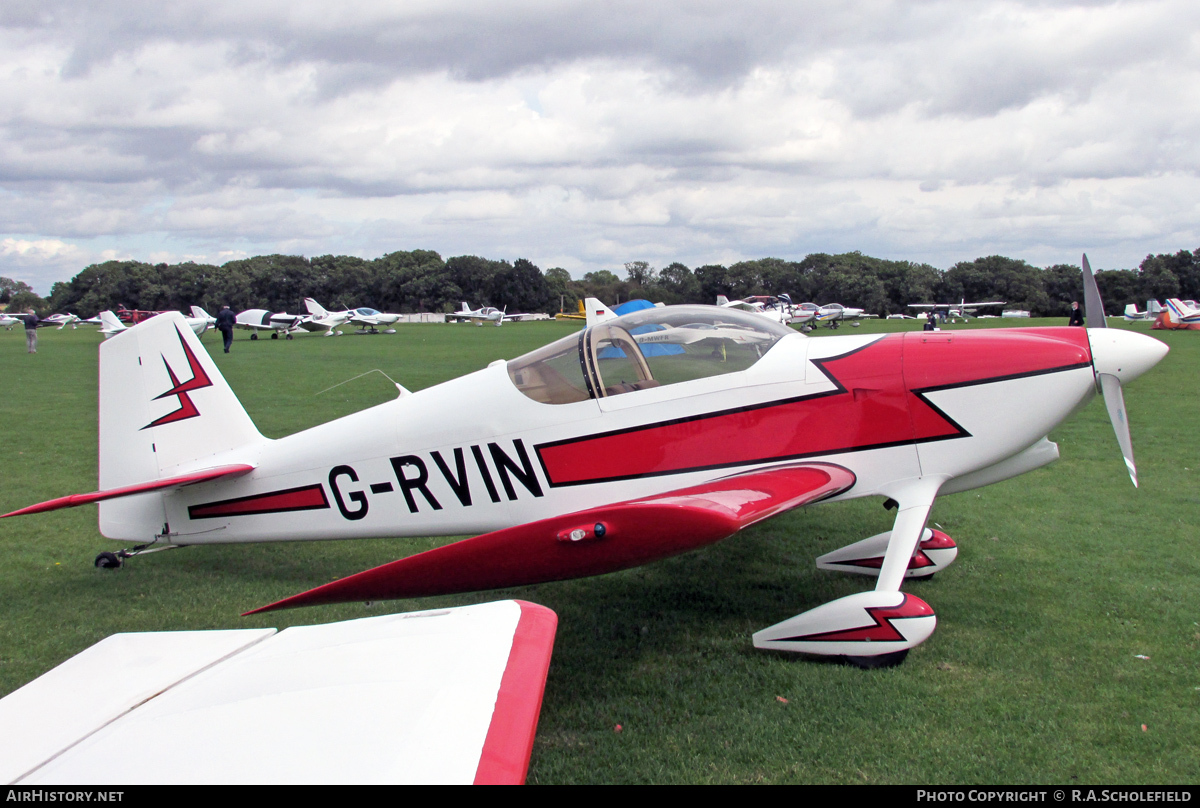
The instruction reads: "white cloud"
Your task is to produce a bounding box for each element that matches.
[0,0,1198,291]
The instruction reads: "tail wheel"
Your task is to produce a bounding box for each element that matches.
[95,552,123,569]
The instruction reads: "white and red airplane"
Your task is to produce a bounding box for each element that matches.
[0,258,1167,667]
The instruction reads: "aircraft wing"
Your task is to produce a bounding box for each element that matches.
[0,600,557,785]
[250,462,855,613]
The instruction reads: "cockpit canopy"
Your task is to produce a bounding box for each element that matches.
[507,305,796,404]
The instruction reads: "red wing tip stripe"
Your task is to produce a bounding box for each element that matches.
[473,602,559,785]
[189,484,329,519]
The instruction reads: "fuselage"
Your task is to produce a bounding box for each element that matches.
[148,325,1099,546]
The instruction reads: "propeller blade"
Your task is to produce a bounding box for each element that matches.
[1098,373,1137,487]
[1081,254,1107,329]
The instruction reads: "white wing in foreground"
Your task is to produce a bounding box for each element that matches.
[0,600,557,785]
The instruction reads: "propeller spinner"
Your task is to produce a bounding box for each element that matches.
[1082,254,1169,487]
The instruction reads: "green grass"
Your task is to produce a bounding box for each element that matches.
[0,318,1196,784]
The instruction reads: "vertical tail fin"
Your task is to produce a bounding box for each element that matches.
[99,313,265,539]
[98,310,127,339]
[584,298,618,327]
[304,298,329,318]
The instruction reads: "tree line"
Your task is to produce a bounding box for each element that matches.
[5,247,1199,320]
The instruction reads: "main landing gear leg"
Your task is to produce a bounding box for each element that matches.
[753,478,944,667]
[94,542,182,569]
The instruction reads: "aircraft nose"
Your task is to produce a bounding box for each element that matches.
[1087,328,1169,384]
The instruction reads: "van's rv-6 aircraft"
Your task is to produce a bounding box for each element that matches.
[1,258,1167,667]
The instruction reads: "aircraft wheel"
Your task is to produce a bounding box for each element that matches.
[286,333,294,340]
[251,333,258,340]
[844,650,908,669]
[271,332,279,339]
[95,551,123,570]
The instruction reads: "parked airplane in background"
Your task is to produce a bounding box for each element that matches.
[716,295,807,325]
[99,310,210,340]
[43,313,82,329]
[1163,298,1200,326]
[0,313,19,329]
[190,307,216,331]
[0,258,1166,668]
[806,302,873,329]
[304,299,399,334]
[235,309,307,340]
[908,300,1006,322]
[445,303,528,326]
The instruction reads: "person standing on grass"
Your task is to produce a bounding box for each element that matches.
[19,308,39,353]
[1068,301,1085,327]
[217,305,236,353]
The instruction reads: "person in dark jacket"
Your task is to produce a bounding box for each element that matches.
[216,305,237,353]
[20,309,38,353]
[1068,301,1084,326]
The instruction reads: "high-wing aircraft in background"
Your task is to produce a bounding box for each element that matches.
[304,299,400,334]
[907,299,1006,322]
[0,313,19,329]
[446,302,531,326]
[0,258,1168,668]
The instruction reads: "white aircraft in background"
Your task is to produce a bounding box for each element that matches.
[189,307,216,331]
[1163,298,1200,326]
[805,303,875,329]
[908,300,1006,323]
[445,302,530,326]
[99,310,210,340]
[235,309,307,340]
[0,314,19,329]
[43,313,82,329]
[716,295,807,325]
[304,299,399,334]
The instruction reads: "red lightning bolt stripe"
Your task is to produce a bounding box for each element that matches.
[776,594,936,643]
[142,326,214,429]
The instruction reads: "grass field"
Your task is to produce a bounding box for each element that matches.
[0,317,1196,784]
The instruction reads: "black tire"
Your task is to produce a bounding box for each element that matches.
[95,552,122,569]
[250,333,258,340]
[844,649,908,669]
[271,332,279,339]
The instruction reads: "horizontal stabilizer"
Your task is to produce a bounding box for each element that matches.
[248,462,856,614]
[2,464,255,518]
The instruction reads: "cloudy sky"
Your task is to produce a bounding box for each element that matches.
[1,1,1197,293]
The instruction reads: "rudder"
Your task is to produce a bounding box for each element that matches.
[98,312,264,539]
